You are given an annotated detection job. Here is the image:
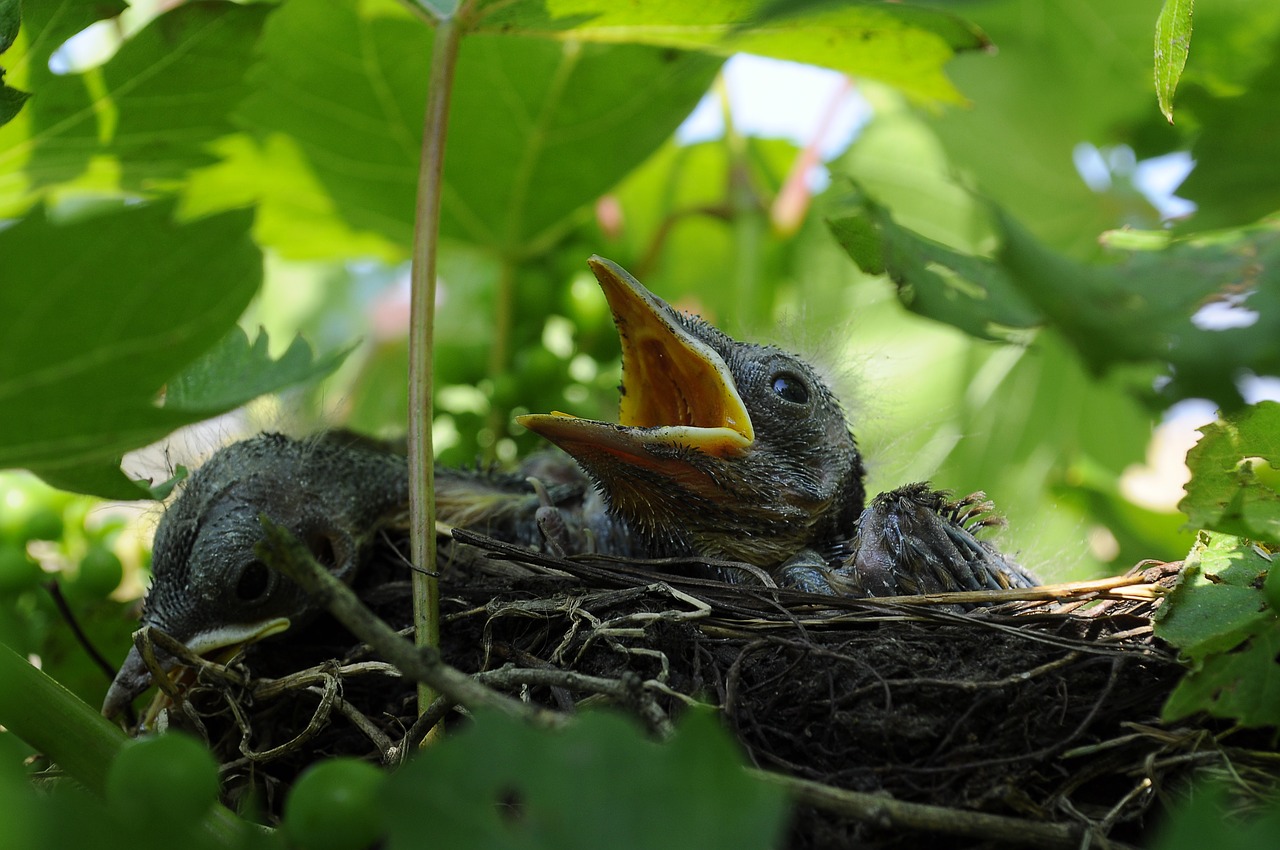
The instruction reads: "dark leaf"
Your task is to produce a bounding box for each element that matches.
[0,202,261,496]
[165,326,352,413]
[384,709,787,850]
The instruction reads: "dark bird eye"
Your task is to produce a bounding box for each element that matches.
[235,560,272,602]
[772,372,810,405]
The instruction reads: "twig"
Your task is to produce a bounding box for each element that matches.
[255,515,568,732]
[43,581,118,683]
[749,769,1121,850]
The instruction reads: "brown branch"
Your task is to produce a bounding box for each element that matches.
[750,769,1125,850]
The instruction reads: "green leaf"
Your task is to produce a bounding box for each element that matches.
[165,326,352,413]
[1152,783,1280,850]
[826,189,1041,342]
[238,0,720,256]
[829,92,993,253]
[0,0,127,205]
[1163,616,1280,727]
[0,0,126,91]
[0,0,26,127]
[0,202,261,496]
[0,82,27,127]
[473,0,988,105]
[1154,532,1274,662]
[924,0,1163,255]
[384,709,787,850]
[1175,41,1280,232]
[32,463,148,501]
[179,133,404,262]
[1181,402,1280,543]
[1155,0,1194,123]
[0,0,17,53]
[6,2,271,204]
[834,191,1280,409]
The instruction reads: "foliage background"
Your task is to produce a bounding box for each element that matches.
[3,0,1280,844]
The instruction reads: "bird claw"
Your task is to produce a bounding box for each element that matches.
[825,483,1037,598]
[534,505,572,559]
[777,550,839,594]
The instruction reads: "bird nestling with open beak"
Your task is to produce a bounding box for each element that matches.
[102,257,1036,719]
[517,257,1036,595]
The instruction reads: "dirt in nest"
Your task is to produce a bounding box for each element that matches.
[127,533,1273,849]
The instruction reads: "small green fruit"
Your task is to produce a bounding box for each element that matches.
[18,506,64,543]
[283,758,387,850]
[0,546,42,594]
[106,734,220,832]
[75,547,124,598]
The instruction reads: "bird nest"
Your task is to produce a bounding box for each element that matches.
[125,529,1276,849]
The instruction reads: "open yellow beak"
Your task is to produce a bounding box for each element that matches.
[516,257,753,466]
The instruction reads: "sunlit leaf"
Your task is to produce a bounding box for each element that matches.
[179,133,404,262]
[826,188,1039,342]
[238,0,720,255]
[21,3,267,197]
[1154,532,1273,662]
[473,0,988,104]
[1181,402,1280,543]
[1155,0,1194,123]
[1163,616,1280,727]
[0,0,127,205]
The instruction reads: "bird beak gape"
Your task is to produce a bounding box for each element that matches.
[516,257,754,470]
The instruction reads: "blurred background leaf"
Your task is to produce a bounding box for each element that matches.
[472,0,987,104]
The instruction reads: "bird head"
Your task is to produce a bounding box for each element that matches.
[102,432,408,719]
[517,257,866,569]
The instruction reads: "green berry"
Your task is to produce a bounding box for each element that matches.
[283,758,387,850]
[0,546,42,594]
[106,734,220,832]
[18,506,64,543]
[75,547,124,598]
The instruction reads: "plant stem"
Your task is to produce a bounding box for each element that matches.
[407,11,465,721]
[484,256,517,461]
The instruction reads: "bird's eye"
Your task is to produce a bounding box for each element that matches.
[771,372,810,406]
[235,560,272,603]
